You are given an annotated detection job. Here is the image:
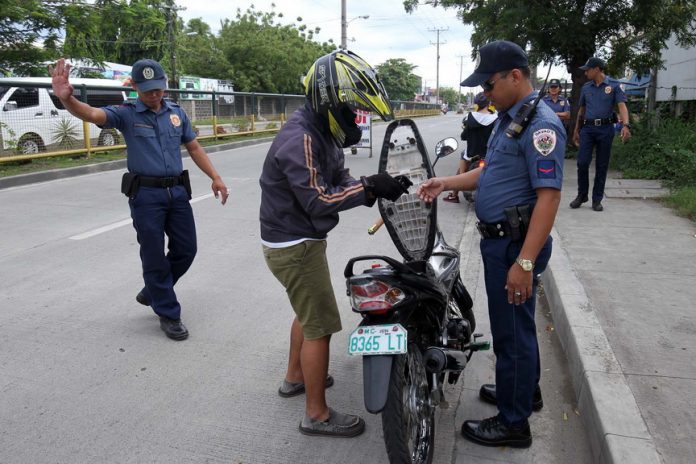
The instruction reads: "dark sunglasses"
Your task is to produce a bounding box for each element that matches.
[481,73,508,92]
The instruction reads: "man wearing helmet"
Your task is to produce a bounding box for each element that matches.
[259,50,409,437]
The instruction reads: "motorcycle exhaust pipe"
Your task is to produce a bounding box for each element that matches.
[423,347,468,373]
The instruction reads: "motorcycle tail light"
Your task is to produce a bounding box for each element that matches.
[349,279,405,314]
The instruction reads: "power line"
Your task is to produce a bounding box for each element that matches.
[429,27,448,100]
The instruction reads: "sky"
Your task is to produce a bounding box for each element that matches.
[176,0,489,92]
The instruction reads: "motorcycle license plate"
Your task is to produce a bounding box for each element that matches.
[348,324,407,356]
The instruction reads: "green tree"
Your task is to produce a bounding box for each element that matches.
[177,18,233,79]
[404,0,696,123]
[376,58,420,101]
[0,0,62,75]
[438,87,460,106]
[62,0,168,66]
[217,6,335,93]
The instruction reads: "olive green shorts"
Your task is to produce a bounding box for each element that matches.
[262,240,342,340]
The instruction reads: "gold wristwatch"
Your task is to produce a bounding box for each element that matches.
[516,257,534,272]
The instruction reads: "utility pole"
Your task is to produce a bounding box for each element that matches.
[341,0,347,50]
[456,54,465,107]
[163,0,184,100]
[429,27,448,103]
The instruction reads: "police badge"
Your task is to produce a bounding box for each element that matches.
[143,67,155,80]
[533,129,556,156]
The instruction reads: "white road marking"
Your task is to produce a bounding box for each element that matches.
[69,218,133,240]
[69,192,221,240]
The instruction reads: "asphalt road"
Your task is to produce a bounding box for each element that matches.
[0,113,591,463]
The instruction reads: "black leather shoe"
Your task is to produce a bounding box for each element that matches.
[479,384,544,412]
[569,195,588,209]
[136,290,151,306]
[159,317,189,340]
[461,415,532,448]
[592,201,604,211]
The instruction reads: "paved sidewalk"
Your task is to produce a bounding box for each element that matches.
[542,159,696,463]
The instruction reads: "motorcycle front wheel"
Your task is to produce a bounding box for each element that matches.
[381,342,435,464]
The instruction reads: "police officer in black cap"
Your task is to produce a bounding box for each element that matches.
[542,78,570,122]
[571,57,631,211]
[419,40,565,448]
[50,58,229,341]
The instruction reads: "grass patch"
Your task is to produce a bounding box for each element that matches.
[663,186,696,222]
[610,116,696,222]
[0,132,276,178]
[0,150,126,177]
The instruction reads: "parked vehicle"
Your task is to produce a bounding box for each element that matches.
[0,77,127,154]
[346,119,489,464]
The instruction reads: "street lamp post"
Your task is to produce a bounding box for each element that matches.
[340,0,368,49]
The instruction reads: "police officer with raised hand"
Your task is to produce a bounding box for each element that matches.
[418,41,565,448]
[49,58,229,341]
[570,57,631,211]
[542,78,570,121]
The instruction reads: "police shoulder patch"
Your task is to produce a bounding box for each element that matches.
[532,128,556,156]
[537,159,556,179]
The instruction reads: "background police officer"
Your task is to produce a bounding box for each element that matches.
[418,40,565,448]
[571,57,631,211]
[542,78,570,122]
[50,58,229,341]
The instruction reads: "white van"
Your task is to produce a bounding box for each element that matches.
[0,77,127,155]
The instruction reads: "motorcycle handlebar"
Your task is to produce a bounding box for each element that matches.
[368,217,384,235]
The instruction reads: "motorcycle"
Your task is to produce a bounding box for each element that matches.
[345,119,489,464]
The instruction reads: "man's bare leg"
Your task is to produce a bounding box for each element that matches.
[285,317,304,383]
[302,335,331,420]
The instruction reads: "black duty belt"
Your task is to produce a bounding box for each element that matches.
[476,221,513,239]
[583,118,613,126]
[138,175,186,188]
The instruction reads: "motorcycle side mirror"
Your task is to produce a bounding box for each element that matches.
[434,137,458,159]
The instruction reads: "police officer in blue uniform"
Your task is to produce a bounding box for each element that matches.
[542,78,570,122]
[571,57,631,211]
[418,41,565,448]
[50,58,229,341]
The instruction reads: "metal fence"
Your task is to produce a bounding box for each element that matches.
[0,80,441,163]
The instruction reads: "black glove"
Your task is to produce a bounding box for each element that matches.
[361,173,412,203]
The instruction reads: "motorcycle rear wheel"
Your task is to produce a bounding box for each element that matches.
[381,343,435,464]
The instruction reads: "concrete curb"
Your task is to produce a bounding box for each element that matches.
[0,136,275,190]
[541,228,662,464]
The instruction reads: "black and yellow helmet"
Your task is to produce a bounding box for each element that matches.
[304,50,394,147]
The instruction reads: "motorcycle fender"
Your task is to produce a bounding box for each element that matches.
[363,355,393,414]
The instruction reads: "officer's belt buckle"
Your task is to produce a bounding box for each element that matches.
[161,177,176,187]
[593,118,602,126]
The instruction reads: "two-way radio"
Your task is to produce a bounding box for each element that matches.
[504,64,553,138]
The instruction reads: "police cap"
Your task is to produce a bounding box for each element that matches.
[549,78,561,87]
[461,40,528,87]
[579,57,605,71]
[131,59,167,92]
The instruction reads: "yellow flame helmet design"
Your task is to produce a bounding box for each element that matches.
[304,50,394,147]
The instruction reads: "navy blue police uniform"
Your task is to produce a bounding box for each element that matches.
[474,92,565,426]
[541,93,570,115]
[577,77,627,203]
[102,92,197,322]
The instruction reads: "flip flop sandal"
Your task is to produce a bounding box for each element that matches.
[278,375,334,398]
